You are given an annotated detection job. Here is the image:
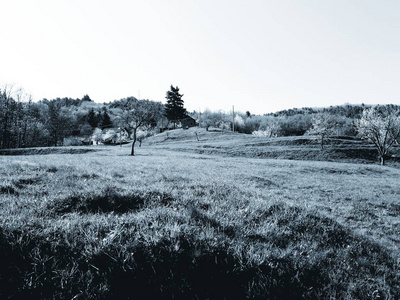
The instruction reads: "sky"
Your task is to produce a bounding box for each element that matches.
[1,0,400,114]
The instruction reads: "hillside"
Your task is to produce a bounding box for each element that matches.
[145,127,400,166]
[0,131,399,298]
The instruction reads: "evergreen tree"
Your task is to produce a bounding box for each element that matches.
[87,108,98,128]
[101,108,112,128]
[82,94,92,102]
[164,85,187,128]
[96,109,102,126]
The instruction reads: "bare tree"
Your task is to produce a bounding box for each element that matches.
[0,84,15,148]
[356,106,400,165]
[0,85,31,148]
[116,99,161,156]
[307,112,335,150]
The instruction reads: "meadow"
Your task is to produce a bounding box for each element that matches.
[0,128,399,299]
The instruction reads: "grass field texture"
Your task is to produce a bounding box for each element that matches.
[0,129,399,299]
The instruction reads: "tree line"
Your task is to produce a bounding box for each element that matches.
[1,84,400,163]
[0,85,185,152]
[0,85,114,148]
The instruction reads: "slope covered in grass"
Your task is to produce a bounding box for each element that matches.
[0,138,399,299]
[0,147,100,156]
[146,128,400,166]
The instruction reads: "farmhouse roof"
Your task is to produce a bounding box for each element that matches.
[179,115,195,121]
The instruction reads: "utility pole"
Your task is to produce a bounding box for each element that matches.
[198,108,201,128]
[118,127,122,147]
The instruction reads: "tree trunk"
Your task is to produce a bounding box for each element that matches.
[131,141,136,156]
[320,134,324,150]
[131,128,137,156]
[380,155,385,165]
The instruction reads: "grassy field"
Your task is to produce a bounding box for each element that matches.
[0,129,399,299]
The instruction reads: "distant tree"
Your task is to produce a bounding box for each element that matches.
[101,128,119,145]
[136,126,155,147]
[199,109,214,131]
[101,108,113,128]
[279,114,312,136]
[116,98,161,156]
[82,94,92,102]
[95,109,102,125]
[26,101,50,147]
[164,85,187,128]
[233,114,245,132]
[356,106,400,165]
[254,118,281,137]
[92,128,103,145]
[199,109,230,131]
[0,85,45,148]
[79,123,93,136]
[87,108,98,128]
[0,85,15,148]
[307,113,336,150]
[47,101,63,146]
[44,101,74,146]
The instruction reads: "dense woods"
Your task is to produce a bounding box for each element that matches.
[0,86,163,149]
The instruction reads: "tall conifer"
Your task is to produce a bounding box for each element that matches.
[164,85,187,128]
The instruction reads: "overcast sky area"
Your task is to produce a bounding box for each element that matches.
[1,0,399,114]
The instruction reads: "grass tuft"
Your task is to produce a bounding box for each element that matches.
[46,167,57,173]
[47,187,174,215]
[0,184,19,195]
[13,177,41,189]
[81,173,100,180]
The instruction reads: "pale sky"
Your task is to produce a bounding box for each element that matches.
[1,0,400,114]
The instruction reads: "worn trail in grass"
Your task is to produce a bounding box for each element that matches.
[0,138,399,298]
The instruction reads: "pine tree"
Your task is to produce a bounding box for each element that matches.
[164,85,187,128]
[82,94,92,102]
[101,108,112,129]
[87,108,98,128]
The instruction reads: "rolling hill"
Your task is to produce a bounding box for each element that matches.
[0,129,399,299]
